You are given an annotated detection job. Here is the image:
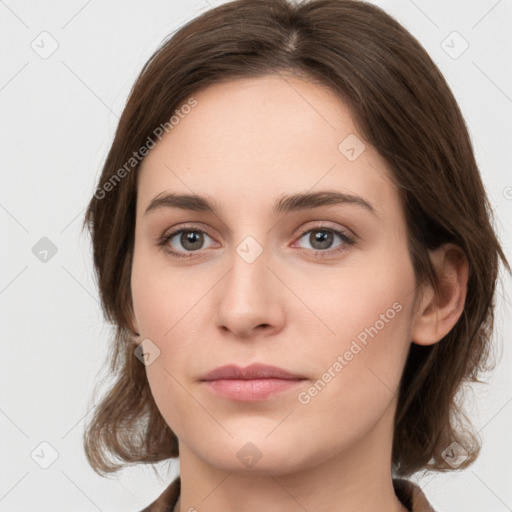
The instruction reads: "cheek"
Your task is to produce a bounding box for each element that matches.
[294,251,415,428]
[144,357,198,440]
[297,246,414,348]
[131,252,218,437]
[130,244,211,339]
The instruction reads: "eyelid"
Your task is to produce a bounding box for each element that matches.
[159,222,218,243]
[294,220,356,240]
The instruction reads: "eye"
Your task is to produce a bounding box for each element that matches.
[157,224,355,259]
[294,225,355,256]
[158,227,216,258]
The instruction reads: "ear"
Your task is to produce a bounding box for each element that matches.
[411,243,469,346]
[127,309,141,339]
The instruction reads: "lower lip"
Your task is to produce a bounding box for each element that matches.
[202,378,305,401]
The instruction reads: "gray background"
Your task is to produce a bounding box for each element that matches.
[1,0,511,510]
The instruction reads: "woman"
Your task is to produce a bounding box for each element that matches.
[82,1,509,511]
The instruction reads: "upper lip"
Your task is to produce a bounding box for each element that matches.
[200,363,306,381]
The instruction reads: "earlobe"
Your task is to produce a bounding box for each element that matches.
[411,243,469,346]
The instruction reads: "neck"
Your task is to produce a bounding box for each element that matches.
[174,401,407,512]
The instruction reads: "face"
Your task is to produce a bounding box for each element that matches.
[130,74,419,475]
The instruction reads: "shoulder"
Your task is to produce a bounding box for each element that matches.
[393,478,437,512]
[139,476,180,512]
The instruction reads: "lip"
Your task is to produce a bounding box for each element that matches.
[200,363,306,381]
[200,363,307,401]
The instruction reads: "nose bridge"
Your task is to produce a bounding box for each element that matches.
[215,234,282,337]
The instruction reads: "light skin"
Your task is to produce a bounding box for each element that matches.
[129,74,468,512]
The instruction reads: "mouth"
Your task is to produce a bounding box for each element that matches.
[199,363,307,401]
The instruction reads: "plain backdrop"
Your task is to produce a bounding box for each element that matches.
[1,0,511,510]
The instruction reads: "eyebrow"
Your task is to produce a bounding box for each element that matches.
[144,190,377,217]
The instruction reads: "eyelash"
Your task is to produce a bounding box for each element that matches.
[157,224,356,259]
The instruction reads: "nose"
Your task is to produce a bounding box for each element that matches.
[214,242,285,339]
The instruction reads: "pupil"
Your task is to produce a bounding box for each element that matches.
[182,231,202,250]
[311,230,332,250]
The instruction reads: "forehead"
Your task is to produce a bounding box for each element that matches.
[136,75,399,219]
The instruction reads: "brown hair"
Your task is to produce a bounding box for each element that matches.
[82,0,509,478]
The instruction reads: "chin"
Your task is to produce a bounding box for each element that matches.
[195,434,317,476]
